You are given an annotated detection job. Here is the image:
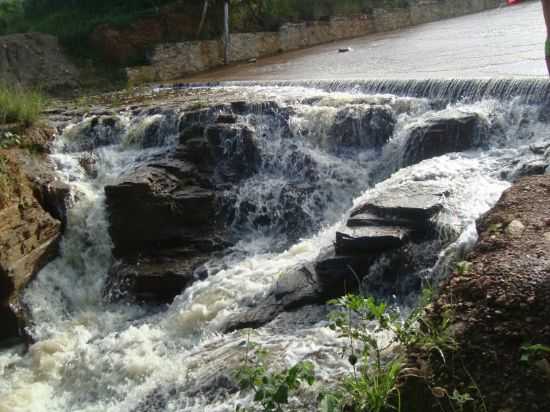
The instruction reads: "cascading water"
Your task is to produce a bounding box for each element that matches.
[1,81,549,412]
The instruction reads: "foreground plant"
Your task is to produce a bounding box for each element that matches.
[235,339,316,412]
[236,290,459,412]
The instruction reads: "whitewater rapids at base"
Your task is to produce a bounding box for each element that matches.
[1,82,548,412]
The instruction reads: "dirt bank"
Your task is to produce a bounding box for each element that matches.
[404,174,550,412]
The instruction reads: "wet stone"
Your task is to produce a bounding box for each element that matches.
[328,105,395,153]
[402,113,488,167]
[335,226,411,255]
[351,182,446,231]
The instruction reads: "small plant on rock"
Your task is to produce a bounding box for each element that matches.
[235,337,316,412]
[324,295,404,412]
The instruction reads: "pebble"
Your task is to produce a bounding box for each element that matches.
[505,220,525,237]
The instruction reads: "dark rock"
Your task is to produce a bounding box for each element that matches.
[315,256,377,297]
[224,266,323,332]
[204,123,260,182]
[513,160,548,179]
[351,182,446,231]
[402,113,488,166]
[0,304,19,342]
[179,124,205,145]
[106,252,211,303]
[216,114,238,124]
[105,158,218,257]
[179,109,216,132]
[335,226,411,255]
[328,105,395,153]
[138,116,164,148]
[347,212,416,228]
[62,116,124,152]
[529,142,550,155]
[33,180,71,231]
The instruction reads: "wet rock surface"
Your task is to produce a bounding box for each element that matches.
[226,177,447,331]
[328,105,395,153]
[104,108,266,302]
[0,131,68,343]
[402,113,488,166]
[405,175,550,412]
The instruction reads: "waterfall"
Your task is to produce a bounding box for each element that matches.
[0,81,548,412]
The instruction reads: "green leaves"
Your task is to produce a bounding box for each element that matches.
[235,344,316,412]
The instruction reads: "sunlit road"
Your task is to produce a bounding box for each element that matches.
[186,1,546,81]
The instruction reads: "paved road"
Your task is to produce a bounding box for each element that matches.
[186,1,546,81]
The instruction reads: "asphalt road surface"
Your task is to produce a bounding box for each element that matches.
[186,1,546,81]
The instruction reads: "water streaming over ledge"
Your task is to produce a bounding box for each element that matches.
[169,78,550,105]
[0,80,549,412]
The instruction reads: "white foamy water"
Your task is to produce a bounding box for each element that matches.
[1,86,547,412]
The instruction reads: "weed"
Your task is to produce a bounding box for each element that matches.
[325,295,404,412]
[520,344,550,380]
[0,84,46,126]
[455,261,473,276]
[235,335,315,412]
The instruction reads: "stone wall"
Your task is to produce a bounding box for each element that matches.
[127,0,504,83]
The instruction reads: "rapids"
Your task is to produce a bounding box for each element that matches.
[1,81,548,412]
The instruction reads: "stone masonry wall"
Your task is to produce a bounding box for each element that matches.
[127,0,504,83]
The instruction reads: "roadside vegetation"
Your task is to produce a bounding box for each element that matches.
[1,0,408,54]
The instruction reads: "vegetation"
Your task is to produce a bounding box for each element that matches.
[0,84,46,126]
[235,288,462,412]
[236,339,316,412]
[0,0,410,51]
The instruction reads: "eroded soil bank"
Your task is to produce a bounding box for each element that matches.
[405,175,550,412]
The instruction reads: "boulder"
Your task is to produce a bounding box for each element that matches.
[328,105,395,153]
[402,113,488,166]
[513,160,548,179]
[224,266,324,332]
[205,124,260,182]
[61,116,124,152]
[106,253,211,303]
[0,33,79,95]
[0,153,65,343]
[179,123,260,182]
[105,158,218,257]
[314,255,378,297]
[350,182,446,231]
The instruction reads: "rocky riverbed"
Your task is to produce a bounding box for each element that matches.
[0,81,549,411]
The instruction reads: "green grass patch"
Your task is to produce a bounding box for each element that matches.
[0,84,46,126]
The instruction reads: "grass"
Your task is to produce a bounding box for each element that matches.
[0,84,46,126]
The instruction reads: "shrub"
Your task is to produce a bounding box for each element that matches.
[0,84,46,126]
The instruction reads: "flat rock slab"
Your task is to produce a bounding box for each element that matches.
[347,212,416,228]
[352,182,446,225]
[336,226,411,254]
